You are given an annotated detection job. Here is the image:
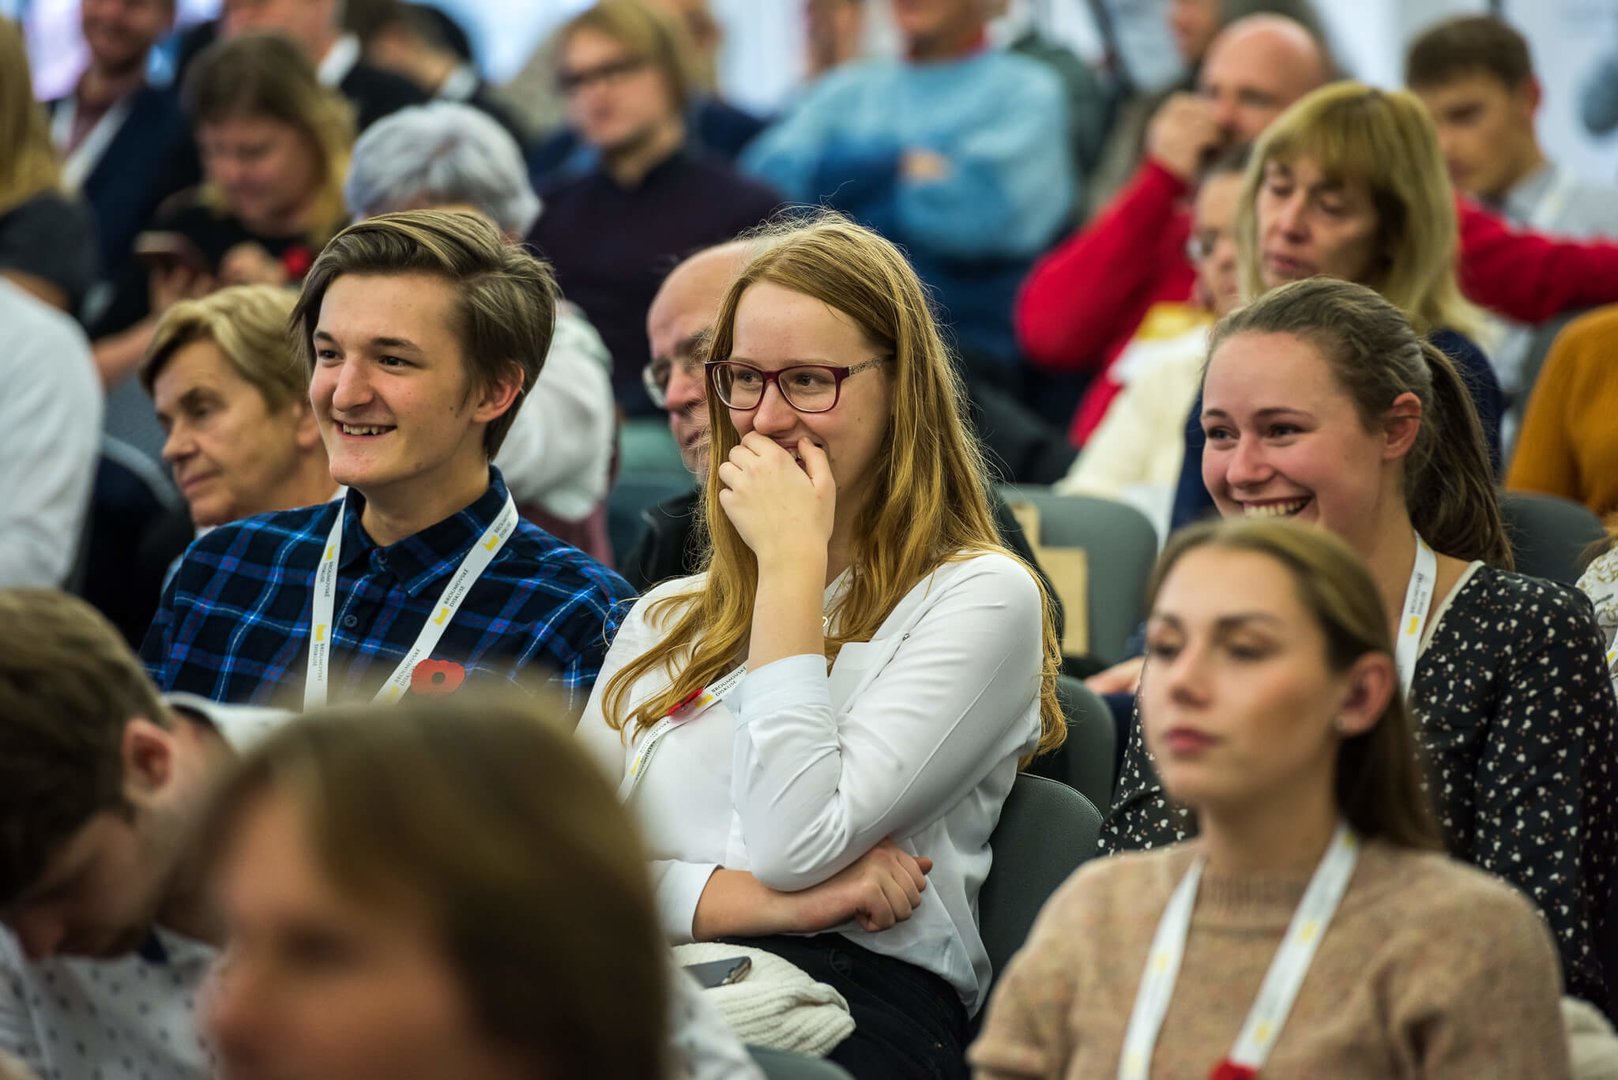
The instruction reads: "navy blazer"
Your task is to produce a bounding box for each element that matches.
[48,84,193,283]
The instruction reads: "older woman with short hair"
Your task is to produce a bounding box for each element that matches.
[141,284,334,529]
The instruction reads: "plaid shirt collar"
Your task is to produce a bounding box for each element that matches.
[333,468,512,599]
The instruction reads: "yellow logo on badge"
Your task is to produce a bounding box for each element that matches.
[483,533,501,552]
[315,623,327,642]
[433,607,449,625]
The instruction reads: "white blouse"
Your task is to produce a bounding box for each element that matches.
[576,551,1044,1014]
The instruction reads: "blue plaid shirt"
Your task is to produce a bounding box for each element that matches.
[141,469,635,709]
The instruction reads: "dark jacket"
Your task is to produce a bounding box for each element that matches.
[47,84,193,284]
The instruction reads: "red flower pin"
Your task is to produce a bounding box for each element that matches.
[1208,1061,1257,1080]
[281,245,314,281]
[410,659,466,696]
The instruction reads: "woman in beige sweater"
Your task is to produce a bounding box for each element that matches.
[970,518,1570,1079]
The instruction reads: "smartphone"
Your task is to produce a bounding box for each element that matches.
[133,231,212,277]
[684,955,751,989]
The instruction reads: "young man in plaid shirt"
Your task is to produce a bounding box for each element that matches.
[142,209,634,709]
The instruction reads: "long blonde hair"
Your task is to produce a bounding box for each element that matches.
[1237,81,1483,338]
[603,213,1064,757]
[0,20,62,214]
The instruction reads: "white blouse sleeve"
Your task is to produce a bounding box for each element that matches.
[728,554,1043,890]
[575,581,722,942]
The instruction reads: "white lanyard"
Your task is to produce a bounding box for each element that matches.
[438,64,479,103]
[617,664,749,803]
[51,95,133,193]
[1394,534,1438,701]
[303,493,518,708]
[1525,166,1577,234]
[1118,823,1359,1080]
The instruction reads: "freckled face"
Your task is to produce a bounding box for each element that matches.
[723,281,893,511]
[1201,330,1399,555]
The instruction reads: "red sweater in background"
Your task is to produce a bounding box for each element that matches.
[1020,157,1618,445]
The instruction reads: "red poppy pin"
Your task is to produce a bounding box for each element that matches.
[281,245,314,281]
[410,659,466,696]
[1209,1061,1257,1080]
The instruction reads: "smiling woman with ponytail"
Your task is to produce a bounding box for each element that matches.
[1105,277,1618,1020]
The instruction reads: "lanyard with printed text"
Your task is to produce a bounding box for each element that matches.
[1118,823,1359,1080]
[1394,534,1438,701]
[303,493,518,709]
[616,664,749,803]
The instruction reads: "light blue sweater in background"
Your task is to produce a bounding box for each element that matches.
[742,50,1075,365]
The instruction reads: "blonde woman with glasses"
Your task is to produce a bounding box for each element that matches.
[577,213,1064,1079]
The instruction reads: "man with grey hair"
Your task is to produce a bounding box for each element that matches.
[622,239,752,589]
[346,102,616,560]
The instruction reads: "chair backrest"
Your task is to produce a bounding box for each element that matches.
[619,416,692,477]
[999,486,1157,664]
[1500,491,1606,584]
[608,474,695,566]
[1026,674,1118,810]
[748,1046,856,1079]
[979,774,1103,988]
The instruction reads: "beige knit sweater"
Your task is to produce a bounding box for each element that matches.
[969,838,1570,1079]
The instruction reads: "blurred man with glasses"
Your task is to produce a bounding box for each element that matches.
[622,239,751,588]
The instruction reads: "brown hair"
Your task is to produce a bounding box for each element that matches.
[1405,15,1533,92]
[0,590,170,906]
[183,31,354,246]
[602,211,1065,759]
[290,209,558,456]
[1208,277,1511,566]
[556,0,694,111]
[200,695,667,1080]
[141,284,304,409]
[0,19,61,214]
[1149,518,1443,849]
[1237,81,1483,338]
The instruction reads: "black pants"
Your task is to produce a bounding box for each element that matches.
[726,933,970,1080]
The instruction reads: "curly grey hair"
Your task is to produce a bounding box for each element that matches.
[344,101,542,236]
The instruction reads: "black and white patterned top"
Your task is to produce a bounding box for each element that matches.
[1102,565,1618,1017]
